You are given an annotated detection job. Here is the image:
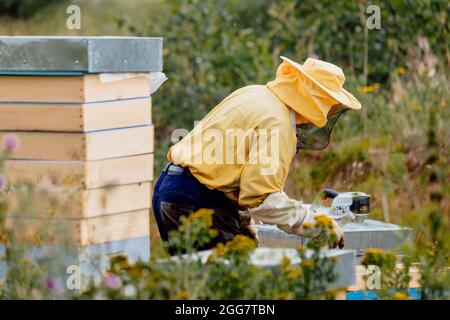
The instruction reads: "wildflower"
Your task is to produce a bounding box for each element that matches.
[213,242,226,257]
[103,273,122,290]
[302,222,312,229]
[301,259,314,268]
[213,234,256,258]
[365,248,385,255]
[276,292,292,300]
[188,209,210,221]
[281,256,291,269]
[287,267,301,279]
[396,67,406,75]
[46,278,62,295]
[175,291,189,300]
[393,292,409,300]
[314,215,334,228]
[129,267,144,279]
[277,293,287,300]
[182,208,215,232]
[110,254,131,270]
[362,248,396,269]
[2,134,19,151]
[0,174,6,191]
[357,83,380,94]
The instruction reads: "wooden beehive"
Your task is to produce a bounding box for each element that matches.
[0,36,162,250]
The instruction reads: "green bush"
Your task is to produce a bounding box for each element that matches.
[0,0,63,18]
[114,0,449,175]
[77,209,340,300]
[120,0,448,130]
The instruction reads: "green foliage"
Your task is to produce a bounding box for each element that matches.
[119,0,449,132]
[360,207,450,300]
[414,209,450,299]
[112,0,450,177]
[78,209,339,300]
[361,248,412,299]
[0,247,51,299]
[289,71,449,221]
[0,0,62,18]
[166,208,218,254]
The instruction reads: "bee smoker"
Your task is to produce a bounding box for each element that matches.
[321,189,371,224]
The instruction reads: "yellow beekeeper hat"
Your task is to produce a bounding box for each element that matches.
[280,56,361,110]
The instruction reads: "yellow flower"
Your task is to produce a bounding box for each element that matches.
[281,256,292,269]
[277,292,292,300]
[213,243,226,257]
[365,248,385,256]
[393,292,409,300]
[314,215,334,228]
[396,67,406,75]
[301,259,314,268]
[129,267,144,279]
[184,208,215,227]
[175,291,189,300]
[358,83,381,94]
[287,267,302,279]
[302,222,312,229]
[212,235,256,257]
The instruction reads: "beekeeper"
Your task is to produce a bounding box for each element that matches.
[152,56,361,250]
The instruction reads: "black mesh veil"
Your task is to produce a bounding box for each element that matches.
[295,106,348,151]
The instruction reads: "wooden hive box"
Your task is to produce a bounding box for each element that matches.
[0,36,163,250]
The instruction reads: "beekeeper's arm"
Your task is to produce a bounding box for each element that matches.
[238,123,344,247]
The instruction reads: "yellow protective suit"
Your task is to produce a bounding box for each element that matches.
[168,61,339,209]
[168,60,345,245]
[168,84,296,209]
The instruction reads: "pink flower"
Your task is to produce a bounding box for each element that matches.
[46,278,62,295]
[2,134,19,151]
[308,52,319,59]
[0,175,5,191]
[103,273,122,290]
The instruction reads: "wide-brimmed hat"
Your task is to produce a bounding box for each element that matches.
[280,56,361,110]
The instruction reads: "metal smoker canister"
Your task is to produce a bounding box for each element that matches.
[321,189,371,223]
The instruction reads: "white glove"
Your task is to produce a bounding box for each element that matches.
[243,191,345,248]
[295,211,345,249]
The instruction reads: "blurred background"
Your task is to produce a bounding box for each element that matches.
[1,0,448,229]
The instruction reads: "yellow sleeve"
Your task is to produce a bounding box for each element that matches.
[238,119,296,208]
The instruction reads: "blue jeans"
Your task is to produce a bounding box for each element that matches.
[152,163,243,250]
